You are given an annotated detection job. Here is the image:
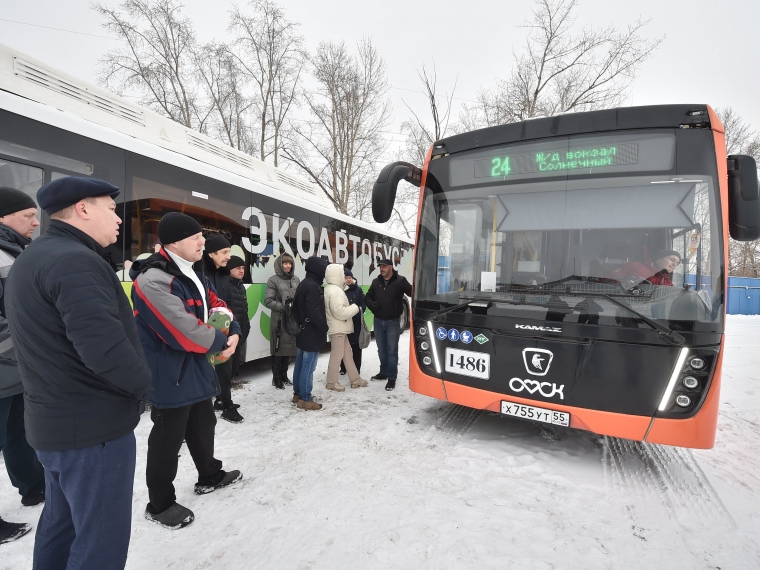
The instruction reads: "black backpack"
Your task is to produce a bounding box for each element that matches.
[282,297,302,336]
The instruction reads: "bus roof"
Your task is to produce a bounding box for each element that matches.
[0,43,412,245]
[435,104,715,156]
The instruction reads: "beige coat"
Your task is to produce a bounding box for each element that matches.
[324,264,359,337]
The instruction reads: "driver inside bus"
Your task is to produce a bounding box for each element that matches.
[607,249,681,287]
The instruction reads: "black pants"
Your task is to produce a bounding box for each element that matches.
[146,400,222,513]
[0,393,44,498]
[215,358,234,407]
[340,344,362,374]
[272,355,291,379]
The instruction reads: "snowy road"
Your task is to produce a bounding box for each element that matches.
[2,317,760,569]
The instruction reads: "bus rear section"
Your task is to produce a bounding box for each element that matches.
[372,104,760,449]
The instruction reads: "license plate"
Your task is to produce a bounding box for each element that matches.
[444,348,490,380]
[500,401,570,427]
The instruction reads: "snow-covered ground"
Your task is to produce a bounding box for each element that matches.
[2,317,760,569]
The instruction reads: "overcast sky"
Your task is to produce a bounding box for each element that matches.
[2,0,759,160]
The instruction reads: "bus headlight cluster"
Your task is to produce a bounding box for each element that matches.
[658,348,714,415]
[414,321,441,373]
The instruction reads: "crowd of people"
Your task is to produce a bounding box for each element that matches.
[0,177,412,569]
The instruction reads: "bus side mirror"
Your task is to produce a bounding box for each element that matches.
[728,154,760,241]
[372,161,422,223]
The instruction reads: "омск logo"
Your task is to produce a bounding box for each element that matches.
[522,348,554,377]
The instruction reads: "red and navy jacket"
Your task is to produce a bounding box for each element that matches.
[130,249,241,409]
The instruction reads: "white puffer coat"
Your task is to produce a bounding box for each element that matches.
[324,264,359,337]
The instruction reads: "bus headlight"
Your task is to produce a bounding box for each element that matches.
[675,395,691,407]
[420,341,430,351]
[682,376,699,389]
[689,357,706,370]
[422,356,432,366]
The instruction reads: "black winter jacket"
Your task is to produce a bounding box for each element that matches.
[229,277,251,340]
[345,282,366,345]
[365,270,412,321]
[294,257,329,352]
[5,221,152,451]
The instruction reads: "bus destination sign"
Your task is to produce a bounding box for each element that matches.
[474,142,638,178]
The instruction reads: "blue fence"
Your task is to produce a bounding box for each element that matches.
[726,277,760,315]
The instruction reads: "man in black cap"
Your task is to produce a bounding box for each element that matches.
[226,255,251,381]
[0,187,44,546]
[5,177,152,568]
[199,233,243,422]
[130,212,242,529]
[365,259,412,391]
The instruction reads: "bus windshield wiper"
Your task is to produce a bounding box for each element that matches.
[600,294,685,345]
[502,287,685,345]
[428,300,489,322]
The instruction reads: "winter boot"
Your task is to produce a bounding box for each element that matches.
[371,373,388,381]
[213,399,224,411]
[326,381,345,392]
[292,393,300,404]
[272,356,284,389]
[144,502,194,530]
[272,375,285,390]
[350,377,368,388]
[0,518,32,544]
[280,357,293,385]
[21,491,45,507]
[194,470,243,495]
[297,399,323,411]
[385,379,396,391]
[221,407,244,423]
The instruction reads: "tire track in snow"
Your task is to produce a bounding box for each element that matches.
[434,404,482,437]
[602,436,734,530]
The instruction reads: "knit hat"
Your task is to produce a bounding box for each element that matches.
[157,212,203,245]
[0,187,37,218]
[655,249,681,262]
[36,177,119,215]
[227,255,245,271]
[204,233,231,253]
[344,268,354,277]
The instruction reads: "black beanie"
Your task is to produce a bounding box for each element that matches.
[227,255,245,270]
[157,212,203,245]
[0,187,37,218]
[204,233,231,253]
[655,249,681,262]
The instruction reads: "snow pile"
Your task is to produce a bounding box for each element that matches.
[2,322,759,568]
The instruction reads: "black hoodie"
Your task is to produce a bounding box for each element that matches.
[294,257,329,352]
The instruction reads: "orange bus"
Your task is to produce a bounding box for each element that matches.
[372,105,759,448]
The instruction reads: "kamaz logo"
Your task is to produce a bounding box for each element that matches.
[515,324,562,332]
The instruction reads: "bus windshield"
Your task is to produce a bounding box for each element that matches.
[414,131,724,333]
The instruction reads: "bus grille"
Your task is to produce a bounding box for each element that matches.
[185,133,254,169]
[275,171,316,195]
[12,57,145,126]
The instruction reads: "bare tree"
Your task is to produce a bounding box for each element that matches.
[718,107,760,278]
[387,64,458,238]
[401,64,458,165]
[95,0,210,130]
[460,0,663,128]
[194,42,257,154]
[285,39,392,216]
[229,0,305,166]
